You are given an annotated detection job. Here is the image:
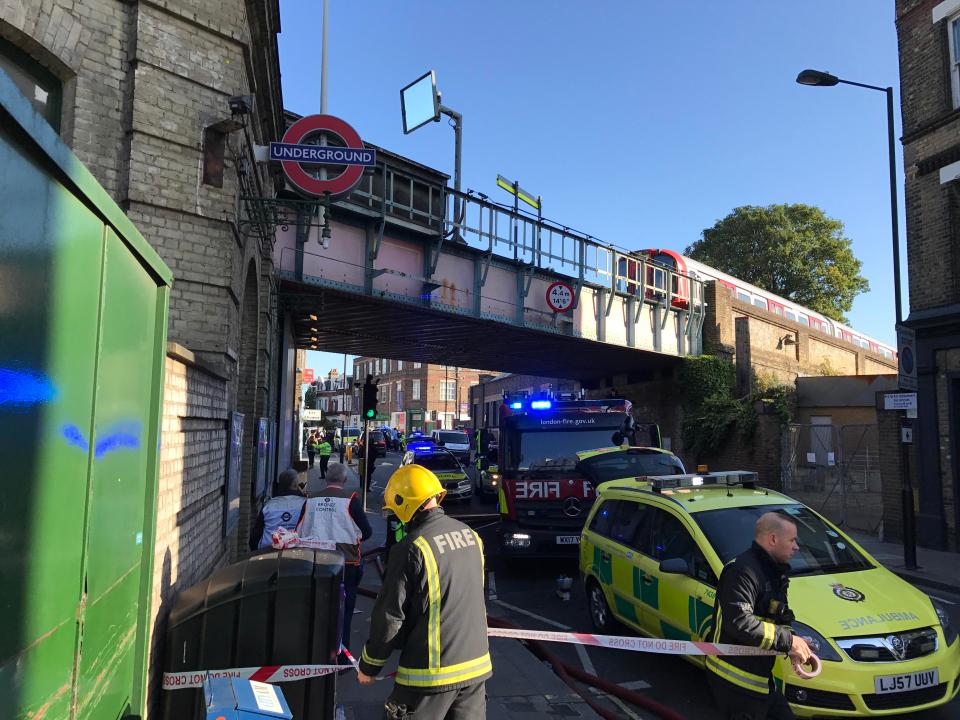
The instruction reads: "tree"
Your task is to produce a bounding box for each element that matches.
[303,384,318,409]
[684,204,869,322]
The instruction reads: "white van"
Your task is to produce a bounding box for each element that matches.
[431,429,471,463]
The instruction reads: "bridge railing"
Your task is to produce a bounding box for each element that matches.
[443,188,705,319]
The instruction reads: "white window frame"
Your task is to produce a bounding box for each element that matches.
[412,379,421,400]
[413,362,422,369]
[440,380,457,402]
[397,360,404,370]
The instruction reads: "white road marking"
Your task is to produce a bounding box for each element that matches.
[575,644,596,675]
[490,599,571,630]
[929,594,957,606]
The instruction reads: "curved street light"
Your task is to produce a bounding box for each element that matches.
[796,68,915,569]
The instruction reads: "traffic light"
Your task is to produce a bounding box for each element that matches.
[362,376,379,420]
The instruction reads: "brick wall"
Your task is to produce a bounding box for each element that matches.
[877,404,920,544]
[149,345,230,714]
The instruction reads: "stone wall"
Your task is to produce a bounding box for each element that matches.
[703,281,896,382]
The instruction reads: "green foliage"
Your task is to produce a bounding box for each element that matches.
[685,204,869,323]
[304,385,318,409]
[679,357,792,459]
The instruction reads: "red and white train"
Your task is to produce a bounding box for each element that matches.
[618,248,896,360]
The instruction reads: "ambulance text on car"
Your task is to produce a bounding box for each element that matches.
[579,471,959,717]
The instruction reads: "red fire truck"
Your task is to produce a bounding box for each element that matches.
[495,392,659,556]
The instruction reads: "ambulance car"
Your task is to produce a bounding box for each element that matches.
[579,472,960,716]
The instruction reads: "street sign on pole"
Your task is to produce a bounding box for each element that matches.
[496,174,541,210]
[897,325,917,391]
[883,392,917,411]
[302,408,322,421]
[302,368,314,384]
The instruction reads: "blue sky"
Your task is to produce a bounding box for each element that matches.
[280,1,905,376]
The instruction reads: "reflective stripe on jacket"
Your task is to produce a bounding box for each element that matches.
[259,495,306,549]
[359,508,491,693]
[297,485,362,563]
[706,542,794,694]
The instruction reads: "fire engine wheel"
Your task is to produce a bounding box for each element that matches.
[587,579,615,633]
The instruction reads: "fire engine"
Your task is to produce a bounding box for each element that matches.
[493,391,659,556]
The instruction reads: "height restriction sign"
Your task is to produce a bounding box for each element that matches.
[546,281,574,313]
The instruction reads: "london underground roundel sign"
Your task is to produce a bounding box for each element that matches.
[546,281,575,313]
[270,114,376,198]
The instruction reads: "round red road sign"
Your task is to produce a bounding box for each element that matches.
[280,114,366,197]
[546,281,575,313]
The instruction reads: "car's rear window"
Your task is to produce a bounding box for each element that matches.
[439,432,468,444]
[370,431,384,442]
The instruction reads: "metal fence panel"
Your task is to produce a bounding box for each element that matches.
[781,423,882,533]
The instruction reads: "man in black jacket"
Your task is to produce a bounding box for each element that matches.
[357,464,491,719]
[706,511,812,720]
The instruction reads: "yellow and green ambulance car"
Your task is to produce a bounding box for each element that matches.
[579,471,960,717]
[401,446,473,502]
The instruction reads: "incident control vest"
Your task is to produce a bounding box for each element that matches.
[297,485,362,563]
[259,495,306,550]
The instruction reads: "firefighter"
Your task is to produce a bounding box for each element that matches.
[706,511,813,720]
[357,464,491,719]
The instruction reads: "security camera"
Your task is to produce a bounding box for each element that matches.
[228,95,254,116]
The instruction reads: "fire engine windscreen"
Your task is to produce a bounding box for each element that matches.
[578,449,685,482]
[512,429,620,471]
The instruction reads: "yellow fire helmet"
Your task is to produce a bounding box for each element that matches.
[383,464,446,523]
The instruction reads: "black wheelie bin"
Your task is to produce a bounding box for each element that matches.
[162,548,344,720]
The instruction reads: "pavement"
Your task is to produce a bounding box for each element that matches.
[296,454,601,720]
[847,529,960,594]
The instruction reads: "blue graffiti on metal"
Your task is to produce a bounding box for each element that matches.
[61,420,142,459]
[0,367,58,406]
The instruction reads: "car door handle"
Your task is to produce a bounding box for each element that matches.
[641,575,654,585]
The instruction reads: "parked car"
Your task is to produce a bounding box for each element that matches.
[368,430,387,459]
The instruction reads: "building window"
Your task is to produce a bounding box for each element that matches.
[397,360,404,370]
[950,13,960,108]
[412,379,421,400]
[440,380,457,402]
[0,37,62,132]
[413,362,422,369]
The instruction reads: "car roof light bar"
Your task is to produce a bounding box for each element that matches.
[648,471,758,492]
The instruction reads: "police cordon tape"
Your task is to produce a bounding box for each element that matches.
[163,627,820,689]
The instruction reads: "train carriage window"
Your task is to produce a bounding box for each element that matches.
[753,297,767,309]
[798,315,809,326]
[736,291,750,303]
[785,309,796,322]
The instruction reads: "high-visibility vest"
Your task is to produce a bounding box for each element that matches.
[297,485,362,563]
[259,495,306,549]
[318,441,332,456]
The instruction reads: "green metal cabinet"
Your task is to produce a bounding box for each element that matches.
[0,68,172,719]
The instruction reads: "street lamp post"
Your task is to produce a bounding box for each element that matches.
[796,69,917,569]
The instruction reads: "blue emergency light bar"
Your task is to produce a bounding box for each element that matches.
[530,400,552,410]
[406,441,435,453]
[509,402,523,409]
